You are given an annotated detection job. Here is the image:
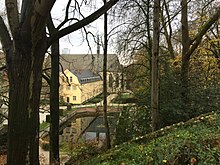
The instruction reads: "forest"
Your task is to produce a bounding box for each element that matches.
[0,0,219,164]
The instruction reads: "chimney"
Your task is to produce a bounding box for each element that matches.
[62,48,70,54]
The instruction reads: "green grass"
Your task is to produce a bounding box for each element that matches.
[80,112,220,165]
[83,93,109,105]
[111,92,137,104]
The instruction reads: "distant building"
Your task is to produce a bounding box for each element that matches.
[61,48,70,54]
[43,53,127,104]
[58,53,125,94]
[59,69,102,104]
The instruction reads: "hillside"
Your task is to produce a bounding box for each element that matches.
[78,112,220,165]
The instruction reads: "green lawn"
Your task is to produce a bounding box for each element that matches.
[111,92,137,104]
[83,93,109,105]
[75,112,220,165]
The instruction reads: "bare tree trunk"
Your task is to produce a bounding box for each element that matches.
[103,0,111,149]
[151,0,160,131]
[146,0,153,58]
[4,1,55,163]
[49,41,60,164]
[160,0,175,59]
[7,36,46,165]
[181,0,190,114]
[48,15,60,165]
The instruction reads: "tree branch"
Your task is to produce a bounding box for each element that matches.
[5,0,19,37]
[31,0,56,42]
[42,74,51,86]
[186,6,220,58]
[0,16,12,53]
[48,0,119,45]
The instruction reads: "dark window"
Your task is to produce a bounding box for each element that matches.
[66,85,70,90]
[66,127,71,133]
[109,74,113,88]
[116,75,119,87]
[67,97,70,103]
[73,96,76,100]
[70,76,73,82]
[72,128,77,134]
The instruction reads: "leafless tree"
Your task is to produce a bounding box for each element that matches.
[0,0,119,164]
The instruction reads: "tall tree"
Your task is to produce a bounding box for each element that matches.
[47,15,60,164]
[0,0,119,164]
[180,0,190,112]
[180,1,220,114]
[103,0,111,149]
[151,0,160,131]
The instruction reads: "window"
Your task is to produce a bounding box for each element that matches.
[66,85,70,90]
[109,74,113,88]
[67,97,70,103]
[73,96,76,100]
[70,76,73,82]
[66,127,71,133]
[72,85,76,90]
[116,75,119,87]
[72,128,77,134]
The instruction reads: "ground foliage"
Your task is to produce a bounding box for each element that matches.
[80,112,220,165]
[64,141,107,165]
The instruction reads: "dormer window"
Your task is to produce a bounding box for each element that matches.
[70,76,73,82]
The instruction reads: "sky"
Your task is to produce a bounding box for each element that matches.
[0,0,116,54]
[51,0,114,54]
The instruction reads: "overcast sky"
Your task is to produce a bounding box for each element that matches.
[0,1,115,54]
[52,0,112,54]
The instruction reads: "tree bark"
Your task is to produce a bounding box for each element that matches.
[47,15,60,165]
[6,34,46,164]
[49,41,60,164]
[151,0,160,131]
[103,0,111,149]
[180,0,191,114]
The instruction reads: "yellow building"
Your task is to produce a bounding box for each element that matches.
[60,69,102,104]
[43,53,126,104]
[58,54,124,94]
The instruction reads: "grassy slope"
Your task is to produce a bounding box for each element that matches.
[82,112,220,165]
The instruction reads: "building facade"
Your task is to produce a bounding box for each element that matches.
[60,69,102,104]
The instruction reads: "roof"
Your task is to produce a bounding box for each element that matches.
[70,69,101,84]
[58,54,121,73]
